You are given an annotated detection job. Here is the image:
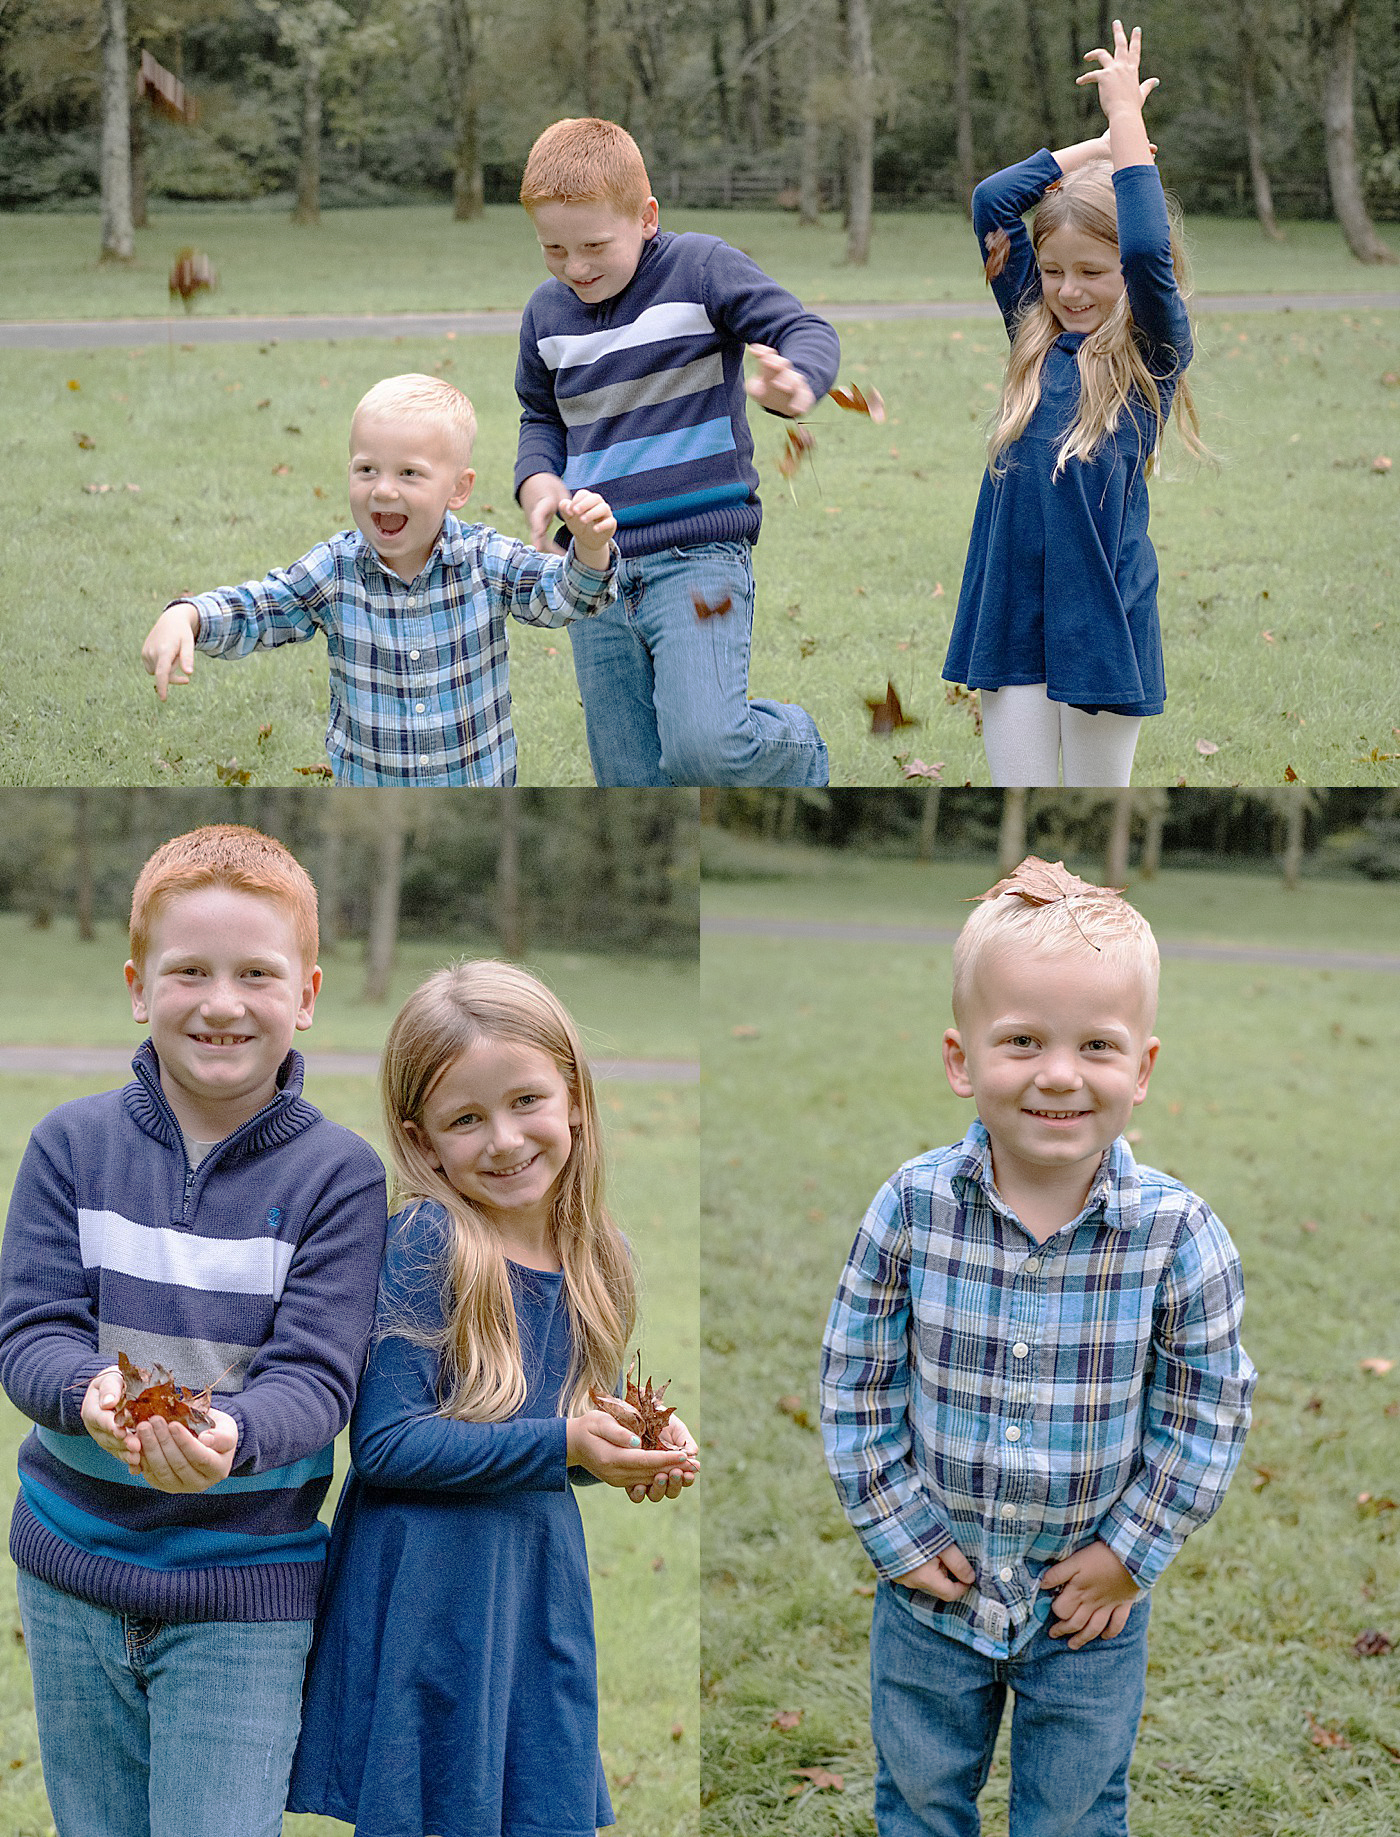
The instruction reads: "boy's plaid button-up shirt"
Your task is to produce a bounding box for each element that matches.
[820,1121,1255,1658]
[189,514,616,785]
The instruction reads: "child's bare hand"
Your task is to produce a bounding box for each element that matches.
[744,344,816,417]
[518,472,569,555]
[567,1408,698,1491]
[557,489,617,569]
[134,1409,239,1493]
[141,602,200,700]
[626,1412,699,1504]
[1042,1540,1140,1648]
[1077,20,1159,122]
[893,1542,976,1601]
[80,1368,142,1473]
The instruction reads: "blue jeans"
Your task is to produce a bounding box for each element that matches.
[567,539,829,786]
[870,1581,1150,1837]
[17,1570,313,1837]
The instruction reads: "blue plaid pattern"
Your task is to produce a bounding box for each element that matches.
[821,1121,1255,1658]
[190,514,616,785]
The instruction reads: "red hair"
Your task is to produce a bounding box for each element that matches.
[520,118,652,215]
[129,825,318,972]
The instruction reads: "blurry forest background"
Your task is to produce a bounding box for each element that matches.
[4,0,1400,260]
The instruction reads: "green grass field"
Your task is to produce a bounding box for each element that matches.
[4,309,1397,788]
[2,203,1398,323]
[0,939,699,1837]
[700,861,1400,1836]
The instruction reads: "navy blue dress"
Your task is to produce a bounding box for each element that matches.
[943,151,1193,717]
[286,1202,614,1837]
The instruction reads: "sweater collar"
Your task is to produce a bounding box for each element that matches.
[124,1037,319,1159]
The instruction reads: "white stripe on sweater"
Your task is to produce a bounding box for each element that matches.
[536,302,714,372]
[78,1209,295,1298]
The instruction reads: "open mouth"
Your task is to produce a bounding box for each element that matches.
[483,1153,539,1179]
[1024,1108,1089,1120]
[372,513,409,537]
[192,1033,252,1047]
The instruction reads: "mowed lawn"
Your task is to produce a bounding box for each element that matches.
[700,860,1400,1837]
[4,307,1397,787]
[0,937,699,1837]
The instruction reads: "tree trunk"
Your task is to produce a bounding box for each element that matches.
[363,794,408,1002]
[292,47,322,225]
[74,791,96,942]
[443,0,484,221]
[997,788,1028,873]
[1139,792,1166,878]
[319,794,346,952]
[844,0,873,264]
[100,0,135,261]
[582,0,600,116]
[1105,790,1133,889]
[765,0,783,141]
[130,92,147,230]
[740,0,765,153]
[917,786,941,861]
[1023,0,1057,153]
[712,24,733,144]
[798,4,822,224]
[948,0,973,215]
[1318,0,1398,262]
[496,791,525,959]
[1241,5,1283,240]
[1281,786,1306,889]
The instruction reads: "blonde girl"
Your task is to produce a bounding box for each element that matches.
[943,21,1206,787]
[287,961,696,1837]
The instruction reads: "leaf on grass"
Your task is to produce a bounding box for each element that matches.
[852,1581,876,1596]
[1250,1465,1276,1491]
[257,722,273,745]
[1195,738,1219,756]
[272,463,291,476]
[256,398,272,410]
[1284,765,1299,783]
[589,1355,676,1450]
[866,682,918,735]
[790,1767,844,1793]
[799,635,818,658]
[82,483,112,495]
[293,763,333,778]
[983,226,1012,282]
[901,758,944,782]
[652,1555,665,1572]
[1260,629,1274,643]
[772,1709,803,1731]
[776,1394,814,1429]
[613,1771,637,1791]
[1360,1358,1395,1375]
[932,581,945,598]
[1305,1713,1351,1751]
[829,382,886,422]
[731,1024,760,1039]
[1353,1628,1393,1657]
[1373,455,1393,472]
[112,1350,215,1434]
[74,431,95,450]
[670,1722,684,1740]
[1357,1493,1398,1514]
[215,759,252,785]
[693,592,733,620]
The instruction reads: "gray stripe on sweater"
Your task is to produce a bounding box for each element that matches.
[97,1326,256,1393]
[556,353,726,428]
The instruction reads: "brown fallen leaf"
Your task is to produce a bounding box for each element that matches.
[731,1024,760,1039]
[1353,1628,1393,1657]
[1284,765,1299,783]
[112,1350,215,1434]
[932,581,945,598]
[790,1767,844,1793]
[257,722,273,745]
[216,759,252,785]
[1305,1713,1351,1750]
[272,464,291,476]
[74,431,95,450]
[293,763,334,778]
[1373,455,1392,472]
[1196,738,1220,756]
[1250,1465,1276,1491]
[670,1722,684,1740]
[1360,1358,1395,1375]
[776,1394,814,1429]
[852,1582,876,1596]
[901,758,944,782]
[983,226,1012,282]
[772,1709,803,1731]
[613,1771,637,1790]
[973,857,1115,908]
[589,1355,676,1451]
[866,682,917,735]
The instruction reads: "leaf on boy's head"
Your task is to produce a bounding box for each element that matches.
[866,682,917,735]
[972,856,1121,908]
[983,227,1012,282]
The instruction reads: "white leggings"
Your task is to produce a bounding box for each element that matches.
[980,683,1144,787]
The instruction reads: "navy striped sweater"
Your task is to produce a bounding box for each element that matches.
[0,1042,387,1622]
[514,229,841,557]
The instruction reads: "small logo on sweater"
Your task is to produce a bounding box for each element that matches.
[267,1207,282,1228]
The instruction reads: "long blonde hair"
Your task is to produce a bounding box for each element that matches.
[987,165,1208,480]
[380,960,636,1422]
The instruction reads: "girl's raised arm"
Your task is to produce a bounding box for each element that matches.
[1077,19,1158,168]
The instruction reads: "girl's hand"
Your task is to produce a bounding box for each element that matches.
[566,1408,697,1490]
[1077,21,1158,123]
[626,1412,700,1504]
[80,1367,142,1472]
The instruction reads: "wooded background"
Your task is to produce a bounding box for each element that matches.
[4,0,1399,266]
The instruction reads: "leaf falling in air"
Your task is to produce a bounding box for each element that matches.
[776,422,817,486]
[983,227,1012,282]
[829,382,886,422]
[169,247,217,313]
[112,1350,215,1433]
[866,682,918,735]
[693,591,733,620]
[588,1355,676,1450]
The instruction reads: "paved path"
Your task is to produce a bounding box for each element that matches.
[701,914,1400,974]
[0,1046,698,1082]
[3,292,1397,349]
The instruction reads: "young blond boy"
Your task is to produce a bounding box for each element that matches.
[514,118,838,788]
[141,373,618,785]
[0,825,388,1837]
[821,859,1255,1837]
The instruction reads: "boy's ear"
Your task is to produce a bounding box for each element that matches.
[125,960,149,1026]
[1132,1036,1160,1104]
[942,1027,974,1099]
[641,196,659,239]
[295,964,322,1032]
[449,466,476,513]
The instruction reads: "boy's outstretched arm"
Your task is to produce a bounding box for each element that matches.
[142,600,200,700]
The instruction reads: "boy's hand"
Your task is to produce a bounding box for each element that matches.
[142,601,200,700]
[81,1367,142,1473]
[744,343,816,418]
[893,1542,976,1601]
[626,1412,700,1504]
[133,1409,239,1494]
[518,472,569,556]
[558,488,618,572]
[567,1408,700,1491]
[1042,1540,1141,1648]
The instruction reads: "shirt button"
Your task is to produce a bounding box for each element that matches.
[408,649,420,660]
[415,702,426,713]
[1012,1342,1029,1358]
[1001,1503,1016,1519]
[1024,1257,1041,1273]
[418,755,429,766]
[999,1566,1013,1582]
[1005,1425,1021,1442]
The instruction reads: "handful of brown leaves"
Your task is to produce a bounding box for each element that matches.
[112,1351,216,1434]
[589,1355,677,1451]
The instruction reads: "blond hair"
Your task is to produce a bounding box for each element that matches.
[520,117,652,215]
[380,960,636,1422]
[987,165,1209,481]
[952,865,1159,1025]
[352,373,477,468]
[129,824,318,974]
